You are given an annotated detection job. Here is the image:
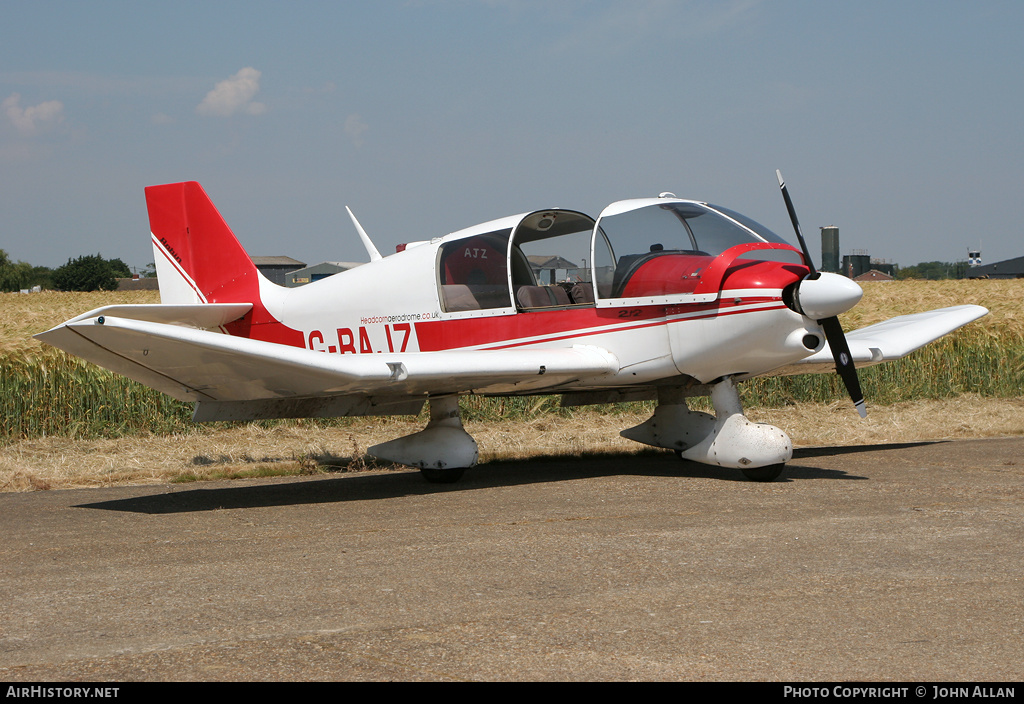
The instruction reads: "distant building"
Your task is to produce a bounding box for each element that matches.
[869,260,898,278]
[967,255,1024,279]
[842,252,872,279]
[820,226,840,273]
[839,252,898,280]
[854,269,895,282]
[286,261,365,287]
[527,255,582,284]
[117,276,159,291]
[252,256,306,286]
[117,258,311,290]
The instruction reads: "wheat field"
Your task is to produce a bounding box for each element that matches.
[2,280,1022,491]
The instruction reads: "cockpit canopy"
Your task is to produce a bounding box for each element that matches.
[437,197,804,313]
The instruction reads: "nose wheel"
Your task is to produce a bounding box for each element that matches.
[627,378,793,481]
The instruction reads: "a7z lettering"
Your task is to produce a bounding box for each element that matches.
[307,323,412,354]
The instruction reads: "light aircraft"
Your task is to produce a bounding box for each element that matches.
[37,174,987,483]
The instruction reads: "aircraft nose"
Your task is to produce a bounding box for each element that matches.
[791,272,864,320]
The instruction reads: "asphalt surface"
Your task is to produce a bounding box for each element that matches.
[1,437,1022,682]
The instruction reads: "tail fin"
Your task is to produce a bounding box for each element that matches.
[146,182,301,345]
[146,181,263,305]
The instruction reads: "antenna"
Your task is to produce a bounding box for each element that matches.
[346,206,383,262]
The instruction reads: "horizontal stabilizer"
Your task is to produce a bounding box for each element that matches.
[757,304,988,378]
[44,303,253,329]
[35,315,619,405]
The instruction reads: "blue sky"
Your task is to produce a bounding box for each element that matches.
[2,0,1022,272]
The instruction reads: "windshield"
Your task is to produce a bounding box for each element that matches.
[705,204,792,246]
[593,200,802,300]
[598,201,790,257]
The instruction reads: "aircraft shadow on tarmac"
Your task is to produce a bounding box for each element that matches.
[74,441,942,515]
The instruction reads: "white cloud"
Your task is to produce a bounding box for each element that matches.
[2,93,64,135]
[196,67,267,117]
[344,113,368,147]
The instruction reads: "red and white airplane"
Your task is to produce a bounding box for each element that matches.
[37,174,987,482]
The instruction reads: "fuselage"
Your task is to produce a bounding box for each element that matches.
[226,197,830,395]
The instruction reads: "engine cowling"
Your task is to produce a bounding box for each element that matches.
[785,272,863,320]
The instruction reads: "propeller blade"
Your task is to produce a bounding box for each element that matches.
[776,169,866,418]
[820,316,867,418]
[776,169,818,278]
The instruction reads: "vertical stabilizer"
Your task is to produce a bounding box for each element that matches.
[145,182,302,346]
[146,181,261,305]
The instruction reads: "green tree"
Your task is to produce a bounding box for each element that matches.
[896,261,960,280]
[107,257,132,278]
[0,249,34,292]
[28,265,54,290]
[51,254,123,292]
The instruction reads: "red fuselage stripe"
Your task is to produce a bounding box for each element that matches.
[413,297,786,352]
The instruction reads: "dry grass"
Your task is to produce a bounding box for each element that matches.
[3,396,1022,492]
[842,278,1022,331]
[1,289,160,355]
[1,281,1021,491]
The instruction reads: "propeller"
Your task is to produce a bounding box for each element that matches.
[776,170,867,418]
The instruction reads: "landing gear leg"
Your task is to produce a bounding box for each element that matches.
[622,378,792,481]
[367,395,478,483]
[681,377,792,481]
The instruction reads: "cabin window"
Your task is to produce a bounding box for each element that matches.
[438,229,513,312]
[509,210,597,310]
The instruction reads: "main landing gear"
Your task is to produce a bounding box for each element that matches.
[367,395,477,483]
[621,377,792,482]
[369,377,791,483]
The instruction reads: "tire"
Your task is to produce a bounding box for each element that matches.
[420,467,466,484]
[740,463,786,482]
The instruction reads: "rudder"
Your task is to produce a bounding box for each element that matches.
[146,181,260,305]
[145,182,303,346]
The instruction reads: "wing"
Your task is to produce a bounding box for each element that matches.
[755,304,988,378]
[35,310,619,421]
